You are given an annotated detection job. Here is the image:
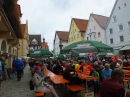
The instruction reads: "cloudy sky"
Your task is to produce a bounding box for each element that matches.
[18,0,116,50]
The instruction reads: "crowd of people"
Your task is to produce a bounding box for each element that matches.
[29,54,130,97]
[0,54,130,97]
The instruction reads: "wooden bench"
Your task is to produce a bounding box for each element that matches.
[67,84,85,92]
[67,84,85,97]
[35,92,44,97]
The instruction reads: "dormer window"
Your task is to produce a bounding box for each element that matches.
[31,38,38,45]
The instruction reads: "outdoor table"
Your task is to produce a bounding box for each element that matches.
[50,75,69,84]
[122,66,130,70]
[78,73,97,93]
[43,70,55,76]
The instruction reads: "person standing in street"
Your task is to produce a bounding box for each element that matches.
[0,57,3,87]
[6,57,11,79]
[13,57,24,81]
[100,68,125,97]
[1,56,7,80]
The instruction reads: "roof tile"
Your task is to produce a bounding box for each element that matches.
[73,18,88,32]
[56,31,69,41]
[91,14,109,29]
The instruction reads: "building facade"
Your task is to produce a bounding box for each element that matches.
[68,18,88,45]
[18,20,29,58]
[84,14,109,43]
[53,31,69,55]
[41,38,49,50]
[105,0,130,54]
[0,0,23,67]
[29,35,42,51]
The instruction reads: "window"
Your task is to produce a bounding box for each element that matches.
[118,6,120,10]
[110,38,113,44]
[71,37,73,41]
[113,16,116,22]
[74,36,76,40]
[77,34,79,38]
[118,24,123,31]
[87,37,89,40]
[128,22,130,28]
[90,35,91,39]
[109,28,113,34]
[98,32,101,37]
[94,26,96,30]
[124,3,126,7]
[94,35,95,38]
[119,36,124,42]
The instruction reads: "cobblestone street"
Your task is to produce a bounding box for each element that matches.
[0,66,34,97]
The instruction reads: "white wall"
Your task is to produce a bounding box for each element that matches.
[84,16,105,43]
[54,34,60,55]
[105,0,130,52]
[54,34,68,55]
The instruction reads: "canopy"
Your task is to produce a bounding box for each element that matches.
[61,40,113,53]
[97,52,118,57]
[29,48,53,57]
[120,46,130,51]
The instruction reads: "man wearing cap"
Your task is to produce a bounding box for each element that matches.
[32,66,59,97]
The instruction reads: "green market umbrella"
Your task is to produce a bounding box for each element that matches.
[61,40,113,53]
[57,54,65,59]
[30,48,53,57]
[97,52,118,57]
[71,53,79,57]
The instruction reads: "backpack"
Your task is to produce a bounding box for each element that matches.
[29,79,34,90]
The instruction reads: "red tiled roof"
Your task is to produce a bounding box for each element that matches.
[73,18,88,32]
[20,24,26,38]
[56,31,69,41]
[16,4,22,17]
[91,14,109,29]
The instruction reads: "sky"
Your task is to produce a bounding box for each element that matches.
[18,0,116,50]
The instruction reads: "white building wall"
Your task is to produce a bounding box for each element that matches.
[84,16,105,43]
[54,34,60,55]
[54,34,68,55]
[105,0,130,52]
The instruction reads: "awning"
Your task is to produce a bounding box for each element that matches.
[120,46,130,51]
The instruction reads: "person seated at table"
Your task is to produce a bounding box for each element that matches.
[32,66,59,97]
[102,63,112,79]
[63,65,81,85]
[61,61,66,68]
[53,62,63,74]
[79,60,92,76]
[126,59,130,66]
[100,68,125,97]
[126,91,130,97]
[91,69,100,94]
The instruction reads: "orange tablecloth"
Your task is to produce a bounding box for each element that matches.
[78,73,97,81]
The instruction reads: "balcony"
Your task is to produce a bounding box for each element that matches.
[0,0,22,39]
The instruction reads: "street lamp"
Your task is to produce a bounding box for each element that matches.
[59,38,63,54]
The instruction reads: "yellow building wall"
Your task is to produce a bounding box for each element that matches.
[18,39,23,57]
[68,19,84,45]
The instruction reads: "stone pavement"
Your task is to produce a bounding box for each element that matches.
[0,66,35,97]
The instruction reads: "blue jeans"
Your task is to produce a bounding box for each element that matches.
[7,68,11,79]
